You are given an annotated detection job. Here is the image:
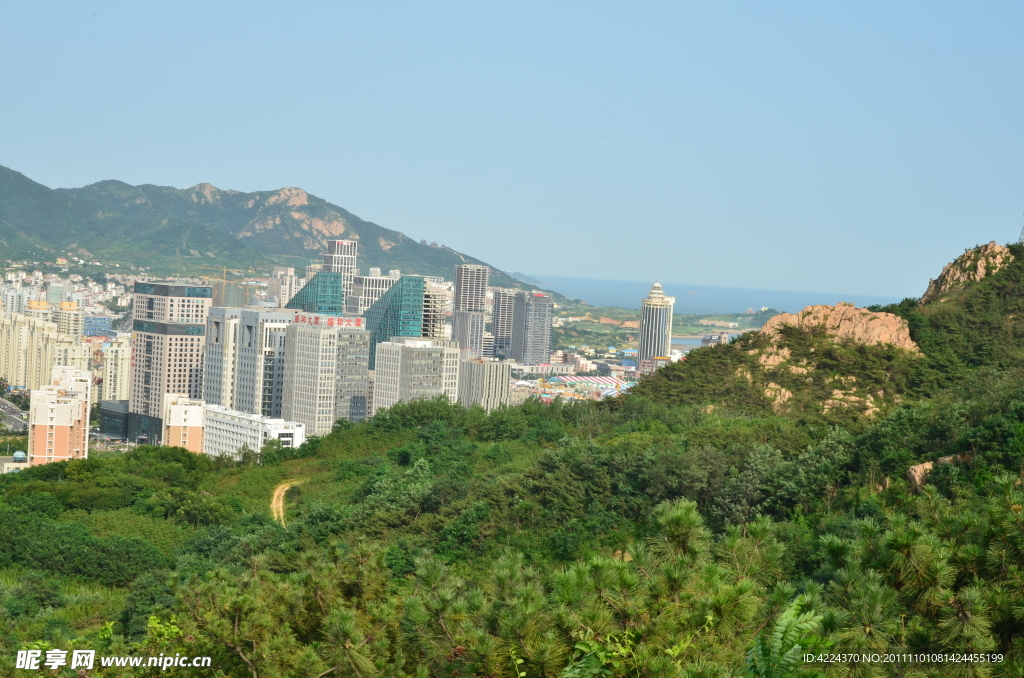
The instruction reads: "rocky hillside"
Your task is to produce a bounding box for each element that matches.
[0,164,520,284]
[635,240,1024,422]
[633,302,921,423]
[920,240,1014,304]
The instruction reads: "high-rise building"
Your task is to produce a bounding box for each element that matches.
[346,270,401,315]
[54,301,84,337]
[372,337,460,413]
[97,334,132,402]
[233,309,292,417]
[454,265,489,312]
[637,282,675,371]
[491,288,517,359]
[203,307,243,410]
[453,265,489,357]
[0,311,82,391]
[27,366,91,466]
[458,359,512,412]
[281,313,370,435]
[453,310,486,357]
[45,282,66,305]
[322,240,358,301]
[129,282,212,420]
[305,263,323,280]
[203,405,306,458]
[511,292,553,366]
[364,276,448,369]
[161,393,204,453]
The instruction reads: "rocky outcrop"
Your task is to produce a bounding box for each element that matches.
[761,302,920,353]
[906,455,966,492]
[921,241,1014,304]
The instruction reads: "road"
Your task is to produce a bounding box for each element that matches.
[271,481,296,527]
[0,398,27,434]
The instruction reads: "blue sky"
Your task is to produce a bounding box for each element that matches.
[2,1,1022,297]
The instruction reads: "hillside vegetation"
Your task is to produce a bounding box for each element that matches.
[3,243,1024,676]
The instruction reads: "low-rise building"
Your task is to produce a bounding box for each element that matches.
[161,393,204,453]
[203,405,306,458]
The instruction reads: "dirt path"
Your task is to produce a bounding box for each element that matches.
[270,480,299,527]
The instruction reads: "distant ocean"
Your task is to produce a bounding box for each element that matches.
[526,275,903,315]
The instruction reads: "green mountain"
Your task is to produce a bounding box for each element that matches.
[0,164,520,285]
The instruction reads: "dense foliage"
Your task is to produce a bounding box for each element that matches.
[5,245,1024,676]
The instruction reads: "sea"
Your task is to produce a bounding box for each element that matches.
[527,275,903,316]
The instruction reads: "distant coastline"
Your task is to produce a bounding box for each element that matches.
[528,274,902,315]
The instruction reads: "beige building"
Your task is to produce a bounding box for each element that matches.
[54,301,84,336]
[0,311,83,391]
[373,337,460,414]
[97,334,132,402]
[27,366,92,466]
[161,393,205,453]
[458,359,512,412]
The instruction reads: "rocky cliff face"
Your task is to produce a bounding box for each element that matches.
[921,241,1014,304]
[761,302,919,353]
[746,303,920,415]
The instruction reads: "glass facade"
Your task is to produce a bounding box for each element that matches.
[364,276,428,369]
[285,272,346,315]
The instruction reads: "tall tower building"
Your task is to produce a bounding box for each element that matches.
[510,291,553,366]
[203,307,243,410]
[98,334,132,402]
[453,265,489,358]
[322,240,358,301]
[372,337,460,414]
[637,282,675,370]
[233,309,292,418]
[129,282,212,422]
[281,313,370,434]
[28,366,91,466]
[491,288,517,359]
[454,265,489,312]
[364,276,448,369]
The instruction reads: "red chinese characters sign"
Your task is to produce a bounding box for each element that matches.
[293,314,363,328]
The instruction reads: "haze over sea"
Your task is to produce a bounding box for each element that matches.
[528,275,902,315]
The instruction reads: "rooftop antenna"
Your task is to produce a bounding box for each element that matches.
[1018,215,1024,244]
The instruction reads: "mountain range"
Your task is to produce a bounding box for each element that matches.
[0,164,520,285]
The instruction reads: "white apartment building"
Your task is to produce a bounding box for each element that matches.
[281,314,371,435]
[458,359,512,412]
[373,337,460,414]
[203,404,306,458]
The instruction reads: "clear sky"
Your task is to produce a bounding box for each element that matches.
[2,2,1022,298]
